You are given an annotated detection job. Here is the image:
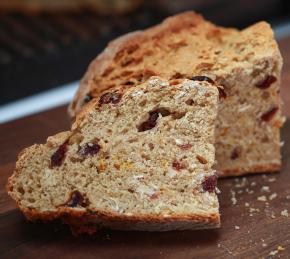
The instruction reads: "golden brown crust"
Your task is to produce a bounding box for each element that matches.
[218,163,281,177]
[16,205,220,233]
[68,11,205,118]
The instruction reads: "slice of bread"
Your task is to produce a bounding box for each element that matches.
[68,11,285,177]
[8,77,220,233]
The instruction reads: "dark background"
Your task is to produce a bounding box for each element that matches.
[0,0,289,105]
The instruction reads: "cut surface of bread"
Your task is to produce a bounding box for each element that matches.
[8,77,220,233]
[68,11,285,177]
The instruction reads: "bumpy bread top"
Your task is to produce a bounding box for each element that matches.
[68,11,282,118]
[8,77,220,230]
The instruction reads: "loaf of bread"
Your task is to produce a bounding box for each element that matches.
[7,77,220,233]
[69,11,285,177]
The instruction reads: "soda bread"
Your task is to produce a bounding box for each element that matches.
[68,11,285,176]
[7,77,220,233]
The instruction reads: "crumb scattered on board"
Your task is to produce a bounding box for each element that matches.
[257,195,267,202]
[281,210,289,217]
[269,246,285,256]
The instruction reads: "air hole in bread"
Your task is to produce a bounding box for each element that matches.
[17,186,25,195]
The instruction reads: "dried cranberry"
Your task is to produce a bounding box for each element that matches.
[66,191,87,207]
[50,142,67,167]
[179,144,192,150]
[231,147,242,160]
[191,76,214,84]
[138,111,159,132]
[202,175,217,193]
[172,161,186,171]
[217,87,227,99]
[99,92,122,106]
[78,142,101,157]
[84,93,93,103]
[185,99,194,106]
[255,76,277,89]
[261,107,279,122]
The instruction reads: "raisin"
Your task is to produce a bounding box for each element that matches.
[196,155,208,164]
[231,147,242,160]
[179,144,192,150]
[99,92,122,106]
[50,142,67,167]
[202,175,217,193]
[217,87,227,99]
[261,107,279,122]
[185,99,194,105]
[66,191,87,207]
[138,111,159,132]
[172,161,186,171]
[256,76,277,89]
[78,142,101,157]
[84,93,93,103]
[191,76,214,84]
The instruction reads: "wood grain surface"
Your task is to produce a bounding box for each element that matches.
[0,36,289,259]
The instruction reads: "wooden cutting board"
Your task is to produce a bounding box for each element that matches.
[1,37,290,259]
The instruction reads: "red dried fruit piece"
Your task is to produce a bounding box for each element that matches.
[202,175,217,193]
[66,190,87,207]
[191,76,215,84]
[185,99,194,105]
[217,87,227,99]
[138,111,159,132]
[172,161,186,171]
[230,147,242,160]
[78,142,101,157]
[149,192,160,200]
[99,92,122,106]
[261,107,279,122]
[179,143,192,150]
[256,76,277,89]
[196,155,208,164]
[50,142,67,167]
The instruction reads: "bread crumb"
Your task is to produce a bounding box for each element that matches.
[257,195,267,202]
[271,214,276,219]
[245,202,249,207]
[231,190,237,205]
[269,193,277,200]
[235,178,247,188]
[277,245,285,251]
[261,186,270,192]
[269,250,278,256]
[250,182,256,186]
[234,225,240,230]
[268,177,276,183]
[249,208,260,213]
[281,209,289,217]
